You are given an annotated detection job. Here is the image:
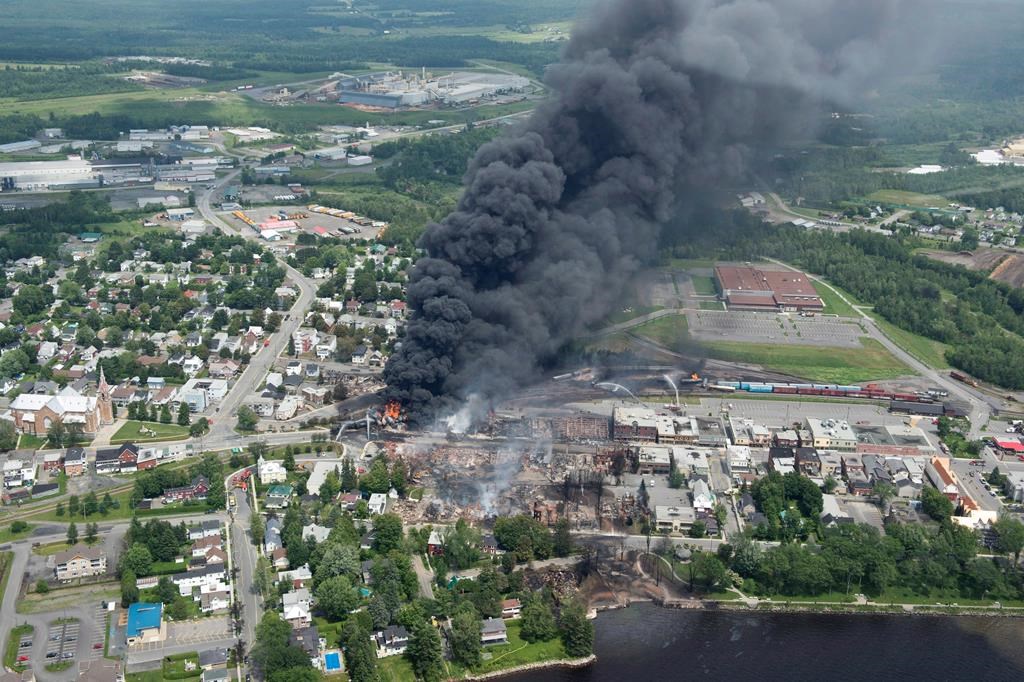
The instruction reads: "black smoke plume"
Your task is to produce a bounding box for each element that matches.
[384,0,915,424]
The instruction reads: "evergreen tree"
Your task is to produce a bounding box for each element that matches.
[406,619,444,682]
[159,404,172,424]
[559,600,594,658]
[520,594,557,642]
[120,568,138,607]
[66,522,78,545]
[85,522,98,544]
[449,606,482,667]
[553,518,572,557]
[283,448,296,472]
[177,402,191,426]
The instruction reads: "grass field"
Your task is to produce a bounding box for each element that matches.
[867,189,949,208]
[689,275,718,296]
[699,301,726,311]
[814,282,861,318]
[459,623,567,676]
[0,523,34,544]
[708,338,912,384]
[868,312,951,369]
[17,434,47,450]
[17,583,119,615]
[111,420,189,443]
[602,305,664,326]
[632,315,689,350]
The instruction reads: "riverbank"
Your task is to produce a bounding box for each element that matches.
[462,655,596,681]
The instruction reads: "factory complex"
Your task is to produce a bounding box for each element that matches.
[714,264,825,312]
[336,70,530,109]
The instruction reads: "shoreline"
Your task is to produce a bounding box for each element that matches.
[592,596,1024,619]
[461,654,597,681]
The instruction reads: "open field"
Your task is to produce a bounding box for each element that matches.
[920,247,1024,288]
[814,282,861,318]
[0,522,35,543]
[17,434,47,450]
[111,420,189,443]
[632,315,689,350]
[707,338,912,384]
[689,275,717,296]
[17,582,119,615]
[868,312,952,369]
[866,189,949,208]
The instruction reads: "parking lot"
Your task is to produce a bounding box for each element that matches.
[131,615,231,655]
[686,310,864,347]
[43,619,80,665]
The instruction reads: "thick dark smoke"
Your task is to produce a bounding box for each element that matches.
[384,0,916,424]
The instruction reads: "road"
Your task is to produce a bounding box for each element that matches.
[765,258,995,439]
[411,555,435,600]
[230,487,261,661]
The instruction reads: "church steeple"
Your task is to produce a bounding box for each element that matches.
[97,366,113,425]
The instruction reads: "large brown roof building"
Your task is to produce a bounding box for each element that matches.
[714,265,824,312]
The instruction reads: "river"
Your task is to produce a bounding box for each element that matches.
[513,604,1024,681]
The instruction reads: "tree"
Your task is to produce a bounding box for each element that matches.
[237,405,258,431]
[449,606,482,667]
[994,516,1024,561]
[68,495,79,516]
[341,620,380,682]
[690,551,729,592]
[689,520,707,538]
[283,448,296,472]
[373,514,404,554]
[56,502,65,517]
[85,522,98,544]
[120,543,154,577]
[668,453,685,489]
[189,417,209,438]
[520,593,557,643]
[872,481,896,514]
[251,612,313,679]
[177,402,191,427]
[0,420,17,452]
[154,576,179,605]
[47,420,68,448]
[66,522,78,545]
[121,568,139,607]
[341,458,358,492]
[921,486,955,521]
[35,579,49,594]
[159,404,172,424]
[553,518,573,558]
[406,619,444,682]
[83,491,98,517]
[559,599,594,658]
[251,511,265,547]
[315,542,360,583]
[315,575,360,620]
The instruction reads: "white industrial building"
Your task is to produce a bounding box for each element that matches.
[0,159,95,190]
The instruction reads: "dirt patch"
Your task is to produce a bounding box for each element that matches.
[921,248,1024,288]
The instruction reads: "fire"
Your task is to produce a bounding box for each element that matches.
[690,372,700,381]
[384,400,402,421]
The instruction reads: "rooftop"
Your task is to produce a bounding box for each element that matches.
[126,602,162,638]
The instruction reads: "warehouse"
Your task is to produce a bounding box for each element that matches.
[0,159,96,190]
[714,264,824,312]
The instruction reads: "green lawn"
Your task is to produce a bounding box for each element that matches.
[707,338,912,384]
[111,421,190,444]
[0,523,34,543]
[689,275,718,296]
[29,488,207,523]
[868,312,951,369]
[814,282,860,318]
[4,624,32,672]
[17,434,47,450]
[33,540,72,556]
[699,301,726,311]
[462,623,567,676]
[163,651,201,679]
[632,314,690,350]
[378,654,416,682]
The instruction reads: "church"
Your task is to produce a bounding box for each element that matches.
[4,368,114,437]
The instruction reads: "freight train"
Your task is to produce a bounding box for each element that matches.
[708,381,940,404]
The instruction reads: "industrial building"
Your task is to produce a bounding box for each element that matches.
[337,70,529,109]
[714,264,824,312]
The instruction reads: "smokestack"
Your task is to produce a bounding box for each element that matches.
[385,0,916,423]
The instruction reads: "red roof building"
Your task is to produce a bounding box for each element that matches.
[715,265,824,312]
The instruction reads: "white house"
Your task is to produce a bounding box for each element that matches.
[368,493,387,516]
[258,456,288,484]
[302,524,331,544]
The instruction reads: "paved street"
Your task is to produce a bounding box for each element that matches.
[231,486,261,660]
[411,555,435,600]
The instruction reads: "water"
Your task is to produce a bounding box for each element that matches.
[517,604,1024,681]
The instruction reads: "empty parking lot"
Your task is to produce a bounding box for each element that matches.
[687,310,864,347]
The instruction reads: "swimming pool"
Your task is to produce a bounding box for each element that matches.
[324,651,342,671]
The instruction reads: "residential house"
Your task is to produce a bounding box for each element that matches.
[427,529,444,556]
[315,335,336,360]
[302,524,331,544]
[64,447,87,476]
[290,626,323,669]
[54,545,107,581]
[500,599,522,619]
[172,564,227,597]
[265,484,294,509]
[368,493,387,515]
[198,649,228,671]
[481,618,508,646]
[373,626,410,658]
[42,451,64,473]
[691,479,716,513]
[258,456,287,484]
[163,475,210,502]
[282,588,312,629]
[264,518,283,554]
[188,520,222,541]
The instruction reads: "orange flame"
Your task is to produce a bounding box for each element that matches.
[690,372,700,381]
[384,400,401,420]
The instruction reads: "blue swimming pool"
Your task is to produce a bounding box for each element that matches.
[324,652,342,671]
